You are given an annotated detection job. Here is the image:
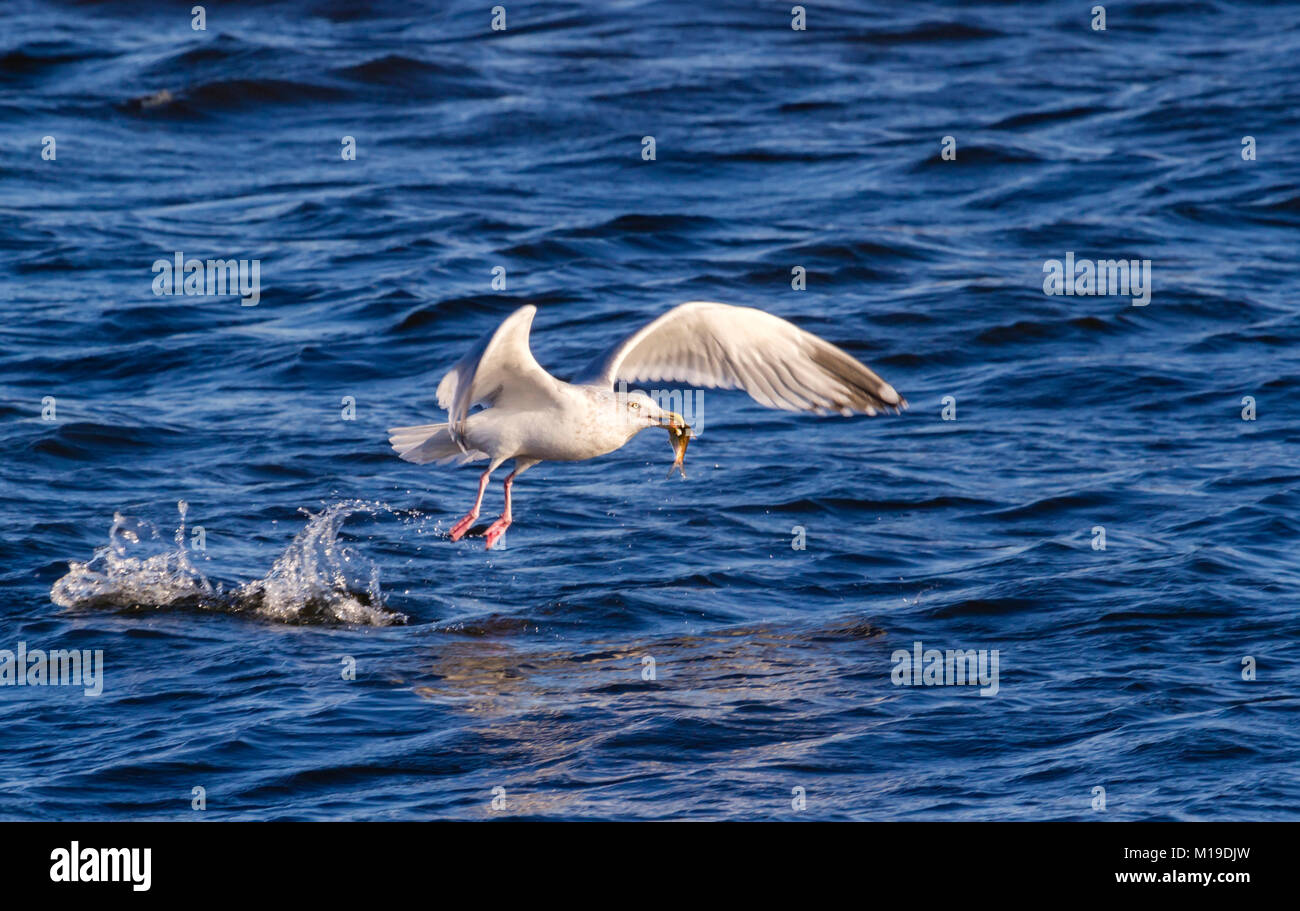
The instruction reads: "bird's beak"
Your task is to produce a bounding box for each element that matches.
[656,411,686,430]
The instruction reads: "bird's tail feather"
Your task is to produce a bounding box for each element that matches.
[387,423,486,465]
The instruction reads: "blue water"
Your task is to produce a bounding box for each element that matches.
[1,0,1297,820]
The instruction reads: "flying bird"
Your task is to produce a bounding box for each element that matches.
[388,302,905,548]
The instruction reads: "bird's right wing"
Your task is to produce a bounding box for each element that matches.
[436,305,562,450]
[573,301,905,416]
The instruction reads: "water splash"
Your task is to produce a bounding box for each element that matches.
[51,500,216,612]
[234,502,399,626]
[51,501,406,626]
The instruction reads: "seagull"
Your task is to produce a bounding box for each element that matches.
[388,301,906,548]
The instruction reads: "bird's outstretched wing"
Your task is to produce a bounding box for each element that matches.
[436,305,562,450]
[573,301,906,415]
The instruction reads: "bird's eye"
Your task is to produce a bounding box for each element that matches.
[629,401,640,410]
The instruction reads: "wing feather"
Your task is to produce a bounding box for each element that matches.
[573,301,905,416]
[435,305,561,450]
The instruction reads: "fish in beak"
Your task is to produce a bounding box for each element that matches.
[662,415,691,479]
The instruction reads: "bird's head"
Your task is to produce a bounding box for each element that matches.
[613,390,686,438]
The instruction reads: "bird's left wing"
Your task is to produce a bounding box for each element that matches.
[573,301,906,415]
[436,305,562,450]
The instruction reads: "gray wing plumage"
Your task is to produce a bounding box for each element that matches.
[574,301,906,416]
[435,305,563,450]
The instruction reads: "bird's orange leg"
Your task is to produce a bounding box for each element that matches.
[483,468,518,550]
[449,469,491,541]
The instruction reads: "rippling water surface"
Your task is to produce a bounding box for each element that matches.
[1,0,1298,820]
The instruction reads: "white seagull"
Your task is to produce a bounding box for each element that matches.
[388,301,905,548]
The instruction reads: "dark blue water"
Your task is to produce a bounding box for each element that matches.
[2,0,1297,820]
